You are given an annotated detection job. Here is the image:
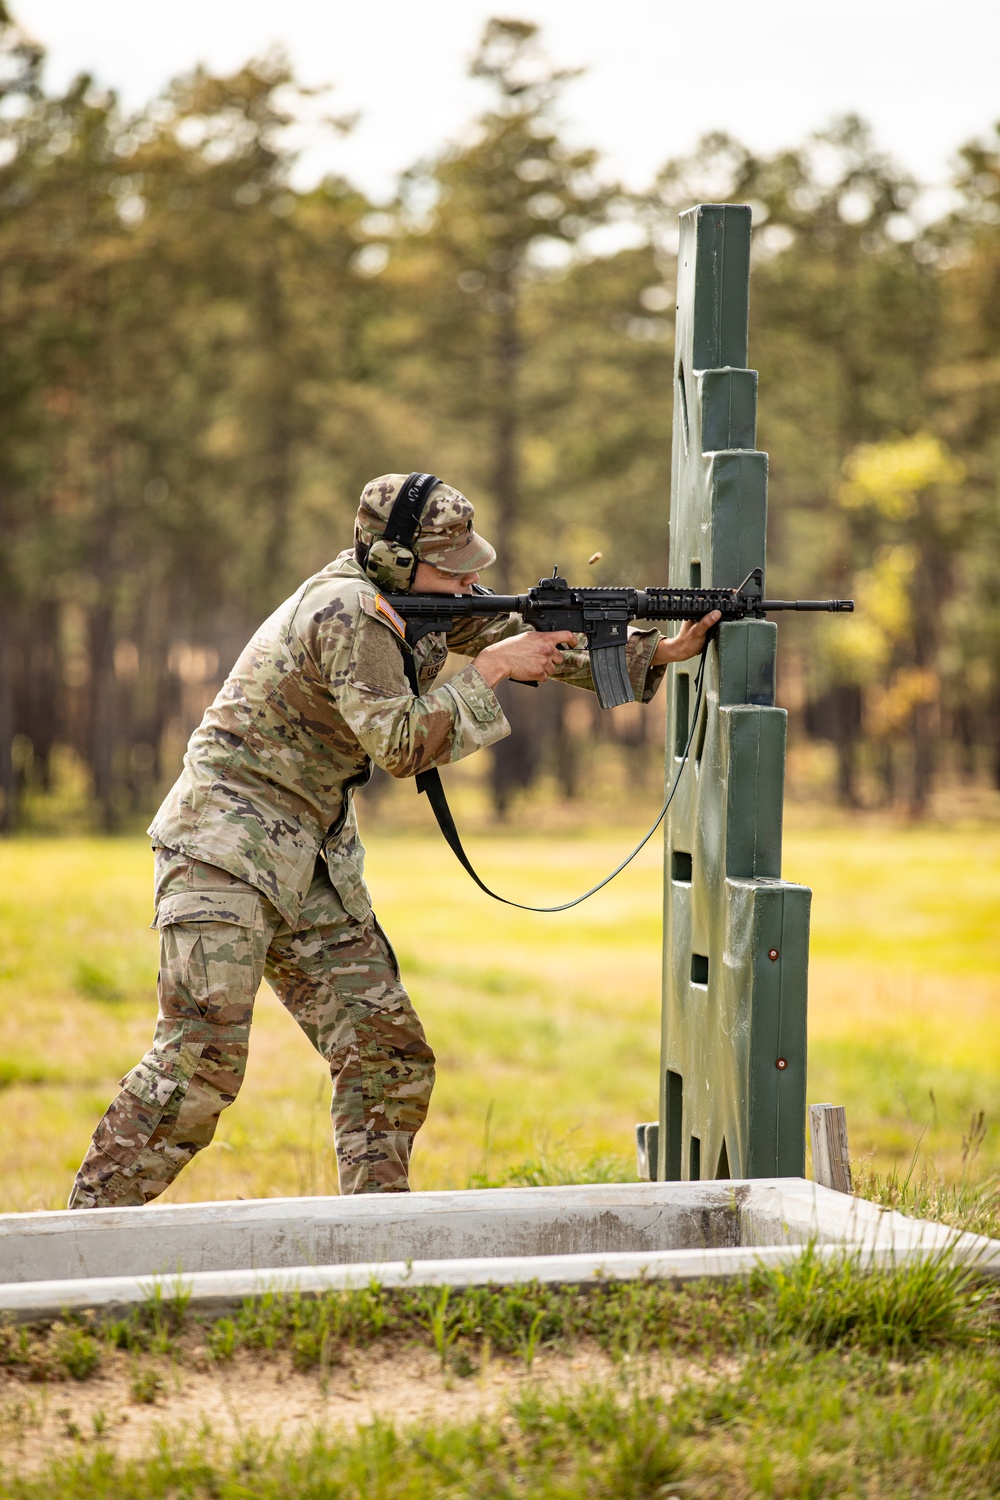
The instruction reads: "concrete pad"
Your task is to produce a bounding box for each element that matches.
[1,1180,997,1323]
[0,1182,746,1284]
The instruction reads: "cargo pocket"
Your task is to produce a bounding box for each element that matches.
[94,1058,181,1171]
[154,889,265,1027]
[323,843,373,924]
[154,890,262,930]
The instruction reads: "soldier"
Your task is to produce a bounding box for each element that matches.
[69,474,719,1208]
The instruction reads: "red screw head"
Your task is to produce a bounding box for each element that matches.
[768,948,780,961]
[776,1058,787,1070]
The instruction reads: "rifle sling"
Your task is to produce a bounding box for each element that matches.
[398,645,499,900]
[396,634,709,913]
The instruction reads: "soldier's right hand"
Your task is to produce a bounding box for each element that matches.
[475,631,578,687]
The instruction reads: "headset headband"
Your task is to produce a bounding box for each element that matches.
[382,472,441,547]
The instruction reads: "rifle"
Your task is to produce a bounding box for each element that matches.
[385,564,853,911]
[389,567,854,710]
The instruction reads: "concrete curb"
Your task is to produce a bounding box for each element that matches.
[2,1180,997,1322]
[3,1240,995,1324]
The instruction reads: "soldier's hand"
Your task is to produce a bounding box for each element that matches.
[653,612,722,665]
[475,631,578,687]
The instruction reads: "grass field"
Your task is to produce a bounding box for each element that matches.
[1,825,998,1493]
[0,821,997,1211]
[2,1252,999,1493]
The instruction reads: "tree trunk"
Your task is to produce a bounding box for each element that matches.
[0,597,17,832]
[908,521,940,817]
[257,253,294,588]
[553,695,579,800]
[910,701,935,816]
[878,742,896,807]
[489,273,520,590]
[489,680,541,818]
[487,262,548,811]
[24,602,60,793]
[88,600,119,831]
[832,684,863,808]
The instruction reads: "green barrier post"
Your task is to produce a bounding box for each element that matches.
[648,203,810,1182]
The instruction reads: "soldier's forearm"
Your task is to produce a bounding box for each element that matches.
[653,613,722,665]
[473,646,510,688]
[342,665,510,777]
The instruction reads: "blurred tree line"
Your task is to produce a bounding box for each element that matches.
[0,9,998,830]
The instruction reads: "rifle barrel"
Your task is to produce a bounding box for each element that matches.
[761,600,855,612]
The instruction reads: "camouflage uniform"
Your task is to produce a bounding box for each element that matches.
[70,477,666,1208]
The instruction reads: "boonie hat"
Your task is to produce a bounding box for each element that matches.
[356,474,496,574]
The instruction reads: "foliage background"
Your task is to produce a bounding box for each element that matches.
[1,12,998,829]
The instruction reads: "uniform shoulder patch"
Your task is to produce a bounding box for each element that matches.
[359,590,407,641]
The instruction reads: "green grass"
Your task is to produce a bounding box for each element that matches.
[189,1253,996,1366]
[4,1362,997,1500]
[4,1249,992,1384]
[1,1260,997,1496]
[0,824,997,1209]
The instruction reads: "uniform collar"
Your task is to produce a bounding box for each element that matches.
[325,549,371,582]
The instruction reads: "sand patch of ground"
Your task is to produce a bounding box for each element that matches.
[0,1340,727,1473]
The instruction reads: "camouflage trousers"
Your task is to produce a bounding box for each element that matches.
[69,849,435,1208]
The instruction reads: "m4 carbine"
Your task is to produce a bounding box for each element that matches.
[389,567,854,710]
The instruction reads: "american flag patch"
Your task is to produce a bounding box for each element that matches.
[375,594,407,638]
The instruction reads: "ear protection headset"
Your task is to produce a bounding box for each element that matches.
[356,471,441,592]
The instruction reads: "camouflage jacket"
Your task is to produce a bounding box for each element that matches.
[150,550,667,927]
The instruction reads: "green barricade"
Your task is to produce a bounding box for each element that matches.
[651,204,809,1181]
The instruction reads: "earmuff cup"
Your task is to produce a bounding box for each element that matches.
[363,538,419,592]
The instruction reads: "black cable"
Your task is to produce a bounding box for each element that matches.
[415,641,711,912]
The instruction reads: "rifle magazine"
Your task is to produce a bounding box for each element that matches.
[590,643,634,710]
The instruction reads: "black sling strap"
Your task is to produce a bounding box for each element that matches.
[399,646,495,895]
[398,634,709,913]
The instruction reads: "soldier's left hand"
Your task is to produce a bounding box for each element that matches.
[653,611,722,665]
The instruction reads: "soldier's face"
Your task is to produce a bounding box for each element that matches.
[412,561,480,595]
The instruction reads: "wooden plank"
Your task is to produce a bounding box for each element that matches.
[809,1104,852,1193]
[635,1121,659,1181]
